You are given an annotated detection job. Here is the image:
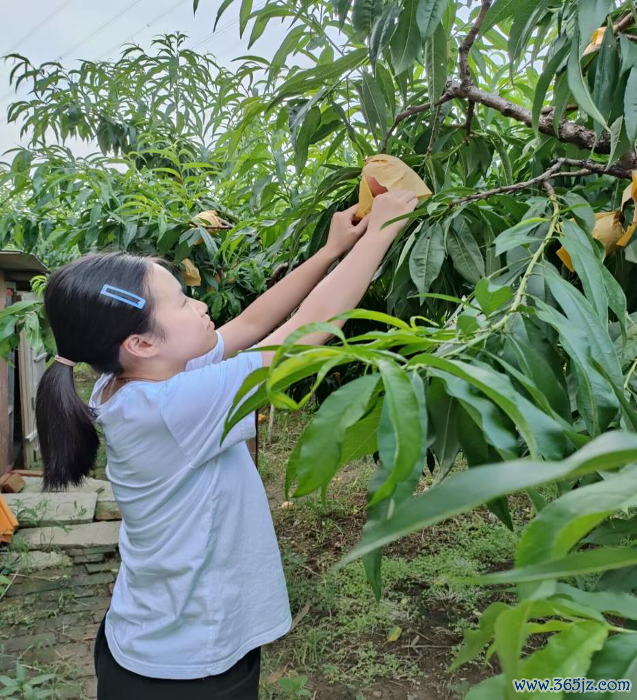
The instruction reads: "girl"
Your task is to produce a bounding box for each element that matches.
[35,189,418,698]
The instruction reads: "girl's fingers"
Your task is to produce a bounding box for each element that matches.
[351,214,370,234]
[342,203,361,218]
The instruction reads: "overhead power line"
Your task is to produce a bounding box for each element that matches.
[2,0,74,57]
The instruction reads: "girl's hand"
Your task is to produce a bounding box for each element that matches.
[324,204,371,258]
[366,190,419,241]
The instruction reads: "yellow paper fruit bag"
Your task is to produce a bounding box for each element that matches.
[557,172,637,272]
[181,258,202,286]
[354,154,432,221]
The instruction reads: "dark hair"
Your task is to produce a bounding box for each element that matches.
[36,252,165,491]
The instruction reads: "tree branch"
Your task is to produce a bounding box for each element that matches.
[446,157,631,208]
[381,93,454,152]
[458,0,492,84]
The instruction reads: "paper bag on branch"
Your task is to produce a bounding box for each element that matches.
[557,172,637,271]
[354,154,432,221]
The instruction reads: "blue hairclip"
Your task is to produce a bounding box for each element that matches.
[100,284,146,309]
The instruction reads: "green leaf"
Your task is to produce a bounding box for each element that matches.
[352,0,383,36]
[390,0,423,74]
[369,4,400,71]
[592,21,620,124]
[425,21,448,102]
[340,400,383,464]
[451,602,511,671]
[415,0,449,42]
[471,547,637,584]
[494,218,546,255]
[291,375,380,497]
[535,299,619,436]
[368,359,423,505]
[408,222,445,297]
[436,374,518,460]
[585,633,637,697]
[239,0,254,37]
[516,465,637,571]
[577,0,614,54]
[271,48,367,106]
[447,219,485,285]
[408,354,566,459]
[475,278,512,316]
[532,40,569,136]
[560,220,608,326]
[294,105,321,175]
[481,0,525,35]
[214,0,235,30]
[339,432,637,565]
[357,70,388,145]
[519,621,608,686]
[428,378,461,472]
[625,66,637,142]
[567,30,608,130]
[267,26,306,86]
[193,0,200,14]
[544,268,622,386]
[554,583,637,621]
[508,0,550,67]
[332,0,353,27]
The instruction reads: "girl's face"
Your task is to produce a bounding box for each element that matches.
[143,262,217,367]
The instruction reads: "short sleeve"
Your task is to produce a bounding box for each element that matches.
[184,331,226,371]
[161,343,263,466]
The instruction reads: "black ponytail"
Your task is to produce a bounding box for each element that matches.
[36,252,164,491]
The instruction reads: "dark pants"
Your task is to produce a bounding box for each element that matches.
[94,613,261,699]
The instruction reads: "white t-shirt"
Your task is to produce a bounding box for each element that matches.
[88,331,291,679]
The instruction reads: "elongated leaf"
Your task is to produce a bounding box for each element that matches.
[270,48,367,106]
[409,222,445,296]
[475,278,512,316]
[567,30,608,129]
[357,70,388,144]
[626,66,637,142]
[291,375,381,497]
[519,621,608,686]
[532,40,569,135]
[267,26,306,86]
[415,0,449,42]
[508,0,549,66]
[369,4,400,71]
[494,218,546,255]
[352,0,383,36]
[408,354,565,459]
[428,377,460,472]
[554,583,637,621]
[213,0,235,30]
[339,432,637,565]
[592,21,620,124]
[294,105,321,174]
[516,465,637,570]
[368,359,423,504]
[333,0,353,27]
[447,220,485,285]
[535,300,619,436]
[239,0,254,37]
[425,21,448,102]
[390,0,423,74]
[435,373,518,459]
[585,633,637,697]
[341,400,383,464]
[560,221,608,326]
[471,547,637,584]
[481,0,526,35]
[578,0,614,54]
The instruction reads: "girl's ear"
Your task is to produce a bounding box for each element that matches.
[121,333,159,360]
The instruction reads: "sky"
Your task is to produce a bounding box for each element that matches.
[0,0,297,157]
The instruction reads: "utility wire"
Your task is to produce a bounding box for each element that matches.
[1,0,74,56]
